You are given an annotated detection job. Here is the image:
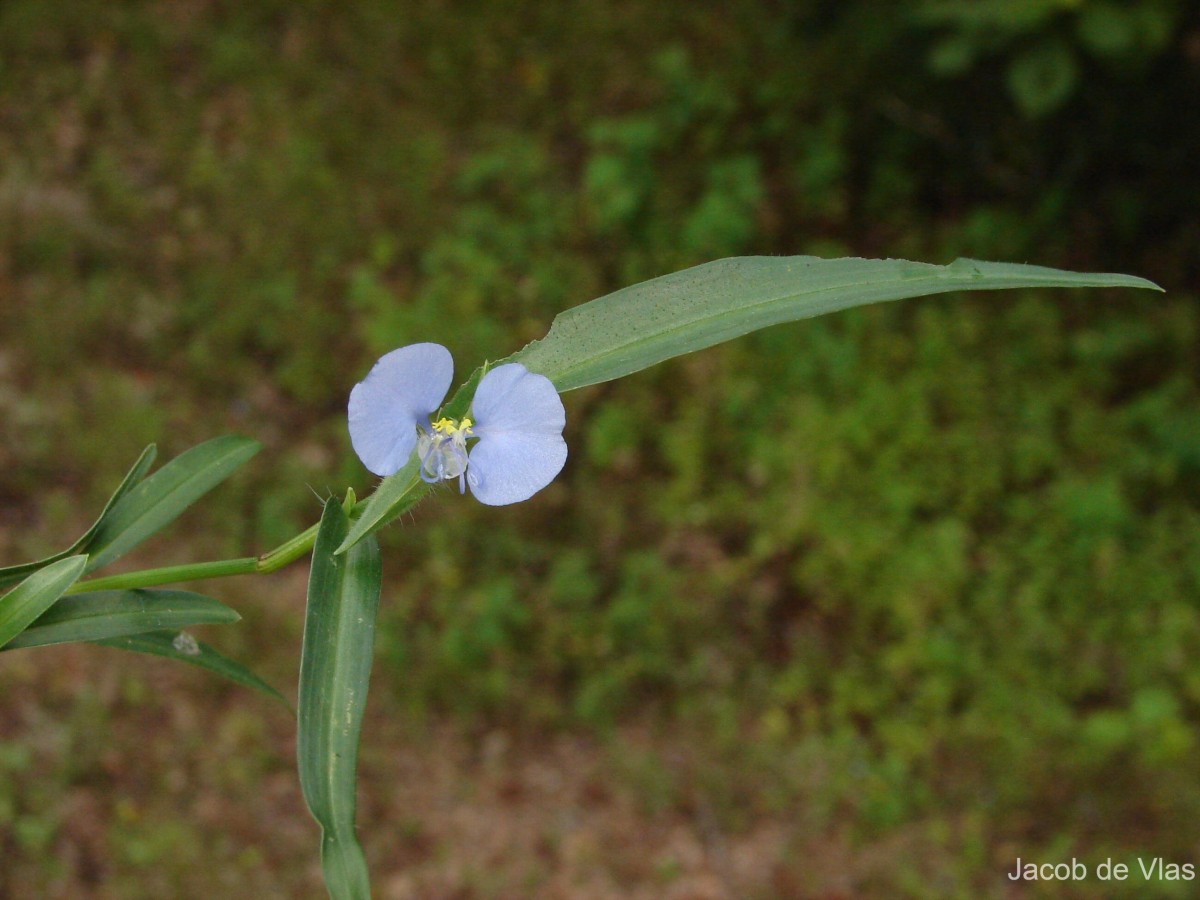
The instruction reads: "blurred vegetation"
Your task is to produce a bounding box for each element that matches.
[1,0,1198,895]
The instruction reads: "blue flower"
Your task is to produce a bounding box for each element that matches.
[348,343,567,506]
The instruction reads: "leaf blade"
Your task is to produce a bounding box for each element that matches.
[0,555,88,649]
[298,498,381,899]
[94,631,288,707]
[1,589,239,650]
[0,445,157,590]
[509,256,1163,392]
[85,436,260,573]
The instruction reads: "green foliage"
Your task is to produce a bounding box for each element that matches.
[0,556,87,649]
[0,447,155,590]
[2,590,239,651]
[0,0,1196,894]
[298,498,381,899]
[94,632,288,706]
[510,256,1157,392]
[83,437,260,573]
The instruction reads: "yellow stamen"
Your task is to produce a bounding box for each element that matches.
[430,416,473,436]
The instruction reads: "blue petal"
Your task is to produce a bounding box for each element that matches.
[470,363,565,436]
[466,432,568,505]
[467,363,566,505]
[348,343,453,476]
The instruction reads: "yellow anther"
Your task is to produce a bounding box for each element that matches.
[430,416,472,436]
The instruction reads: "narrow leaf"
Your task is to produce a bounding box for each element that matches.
[298,499,381,899]
[0,556,88,649]
[508,255,1163,392]
[85,436,260,573]
[1,589,239,650]
[0,445,157,590]
[94,631,289,707]
[336,453,428,556]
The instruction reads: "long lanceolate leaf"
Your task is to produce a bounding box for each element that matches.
[0,589,239,650]
[2,589,283,705]
[94,631,288,707]
[85,435,260,573]
[336,255,1161,554]
[0,556,88,649]
[298,499,382,899]
[508,256,1164,392]
[0,445,157,591]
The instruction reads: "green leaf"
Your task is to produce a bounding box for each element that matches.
[338,255,1160,553]
[0,588,238,652]
[0,556,88,649]
[508,256,1163,393]
[336,453,428,556]
[0,445,157,591]
[298,499,382,899]
[85,436,261,573]
[0,589,239,650]
[94,631,289,707]
[3,584,275,703]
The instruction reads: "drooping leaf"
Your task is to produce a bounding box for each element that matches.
[94,631,288,707]
[0,556,88,649]
[1,589,239,650]
[0,445,156,590]
[507,256,1163,392]
[85,436,260,573]
[298,498,382,899]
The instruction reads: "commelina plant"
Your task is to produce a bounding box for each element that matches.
[0,255,1161,898]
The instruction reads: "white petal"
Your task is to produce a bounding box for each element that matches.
[470,363,565,436]
[466,432,568,506]
[348,343,453,476]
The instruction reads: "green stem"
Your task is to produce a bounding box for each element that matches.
[256,521,321,573]
[65,557,260,594]
[63,495,365,596]
[66,521,324,595]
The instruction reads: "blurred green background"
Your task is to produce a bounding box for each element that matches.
[2,0,1198,896]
